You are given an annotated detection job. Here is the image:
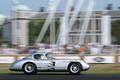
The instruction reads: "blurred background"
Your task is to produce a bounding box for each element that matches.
[0,0,120,74]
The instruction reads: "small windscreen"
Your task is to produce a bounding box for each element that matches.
[46,54,54,59]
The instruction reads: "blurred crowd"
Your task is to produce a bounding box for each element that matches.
[0,43,120,55]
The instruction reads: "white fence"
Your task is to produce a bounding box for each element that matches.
[0,54,120,63]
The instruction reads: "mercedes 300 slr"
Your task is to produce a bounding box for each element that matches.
[9,52,89,74]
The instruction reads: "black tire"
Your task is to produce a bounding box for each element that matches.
[23,63,37,74]
[69,63,81,75]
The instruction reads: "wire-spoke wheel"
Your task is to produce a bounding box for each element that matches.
[23,63,37,74]
[69,63,81,74]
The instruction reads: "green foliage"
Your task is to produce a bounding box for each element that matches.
[0,41,12,47]
[54,21,60,43]
[0,28,12,47]
[28,21,35,46]
[28,20,59,46]
[38,21,49,43]
[112,19,120,45]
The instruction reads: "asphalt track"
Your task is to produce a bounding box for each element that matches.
[0,73,120,80]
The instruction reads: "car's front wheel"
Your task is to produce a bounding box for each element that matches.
[69,63,81,74]
[23,63,37,74]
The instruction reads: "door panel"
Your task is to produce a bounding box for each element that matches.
[35,59,51,70]
[53,60,69,70]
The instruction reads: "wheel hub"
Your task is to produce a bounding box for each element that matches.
[25,64,34,73]
[70,64,80,73]
[27,66,32,71]
[73,66,77,71]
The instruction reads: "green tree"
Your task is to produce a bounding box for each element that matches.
[112,19,120,45]
[28,21,35,46]
[38,21,49,43]
[54,21,59,43]
[28,20,59,46]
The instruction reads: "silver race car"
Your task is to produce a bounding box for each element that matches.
[9,52,89,74]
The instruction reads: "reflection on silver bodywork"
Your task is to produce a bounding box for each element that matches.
[9,52,89,73]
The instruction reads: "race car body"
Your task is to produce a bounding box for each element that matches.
[9,52,89,74]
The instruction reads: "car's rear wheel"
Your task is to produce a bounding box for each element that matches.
[23,63,37,74]
[69,63,81,74]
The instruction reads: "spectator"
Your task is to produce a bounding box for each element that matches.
[2,46,10,54]
[65,44,73,54]
[45,46,53,54]
[1,43,8,48]
[73,44,79,54]
[28,47,37,54]
[78,45,86,54]
[101,46,108,54]
[90,45,101,54]
[18,44,27,54]
[116,46,120,54]
[84,44,90,54]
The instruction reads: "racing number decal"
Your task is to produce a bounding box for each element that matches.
[48,62,55,70]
